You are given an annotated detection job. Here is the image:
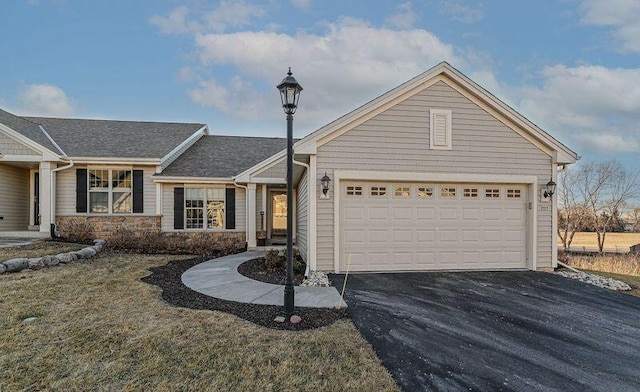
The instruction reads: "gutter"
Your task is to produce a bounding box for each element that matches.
[49,159,74,238]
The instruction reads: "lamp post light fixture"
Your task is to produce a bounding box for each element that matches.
[543,179,557,198]
[277,67,303,317]
[321,172,331,197]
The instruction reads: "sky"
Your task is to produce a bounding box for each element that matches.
[1,0,639,170]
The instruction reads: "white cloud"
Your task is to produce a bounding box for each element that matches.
[150,1,264,35]
[580,0,640,53]
[518,64,640,153]
[385,2,419,30]
[188,17,461,128]
[17,84,76,117]
[290,0,312,11]
[438,0,484,23]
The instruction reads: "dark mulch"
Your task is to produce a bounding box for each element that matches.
[237,257,305,286]
[141,257,347,330]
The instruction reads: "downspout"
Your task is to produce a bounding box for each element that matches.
[293,157,311,277]
[50,160,74,238]
[233,179,249,249]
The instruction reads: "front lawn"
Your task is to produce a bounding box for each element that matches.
[0,240,85,262]
[0,253,397,391]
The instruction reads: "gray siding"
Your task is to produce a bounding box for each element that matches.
[56,165,157,216]
[254,159,286,179]
[316,80,553,271]
[0,163,30,230]
[0,132,39,155]
[296,169,309,260]
[161,183,246,232]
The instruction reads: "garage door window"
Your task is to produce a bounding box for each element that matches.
[485,188,500,198]
[441,186,456,198]
[371,186,387,196]
[417,186,434,198]
[394,186,411,198]
[347,186,363,196]
[507,189,522,198]
[463,188,478,198]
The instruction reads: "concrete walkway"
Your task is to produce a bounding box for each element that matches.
[181,251,346,308]
[0,238,35,248]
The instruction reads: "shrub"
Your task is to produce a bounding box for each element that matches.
[136,231,167,253]
[59,218,94,243]
[106,226,138,251]
[264,249,283,272]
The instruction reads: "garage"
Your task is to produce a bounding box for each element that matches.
[339,181,528,272]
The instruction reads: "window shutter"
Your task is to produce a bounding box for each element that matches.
[225,188,235,229]
[133,170,144,213]
[76,169,88,213]
[174,187,184,230]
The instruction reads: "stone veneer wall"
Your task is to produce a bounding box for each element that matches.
[56,215,162,239]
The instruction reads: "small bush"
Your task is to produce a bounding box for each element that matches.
[264,249,283,272]
[107,226,138,251]
[59,218,94,243]
[136,231,167,253]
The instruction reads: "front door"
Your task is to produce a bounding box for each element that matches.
[271,191,287,237]
[34,172,40,225]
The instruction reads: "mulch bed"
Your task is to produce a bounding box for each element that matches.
[141,257,347,330]
[237,257,305,285]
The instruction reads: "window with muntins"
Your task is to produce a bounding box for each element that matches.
[88,169,132,214]
[347,186,363,196]
[463,188,478,198]
[430,109,452,150]
[441,186,456,198]
[507,189,522,198]
[394,186,410,198]
[417,186,434,198]
[185,188,226,229]
[485,188,500,198]
[371,186,387,196]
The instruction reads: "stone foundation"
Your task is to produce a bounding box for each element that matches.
[56,215,161,239]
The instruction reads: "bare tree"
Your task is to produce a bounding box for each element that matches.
[577,161,640,253]
[557,166,588,250]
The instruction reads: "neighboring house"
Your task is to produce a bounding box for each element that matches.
[0,62,578,272]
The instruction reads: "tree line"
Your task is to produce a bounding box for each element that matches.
[557,161,640,253]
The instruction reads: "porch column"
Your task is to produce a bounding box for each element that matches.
[261,184,267,231]
[247,183,257,248]
[39,161,53,234]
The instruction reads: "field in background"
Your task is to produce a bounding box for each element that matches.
[557,232,640,252]
[564,252,640,277]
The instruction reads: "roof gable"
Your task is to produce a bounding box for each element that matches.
[295,62,578,164]
[0,108,62,155]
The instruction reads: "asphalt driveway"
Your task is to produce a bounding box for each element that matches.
[331,271,640,392]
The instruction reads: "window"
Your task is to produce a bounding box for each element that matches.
[463,188,478,198]
[430,109,452,150]
[185,188,226,229]
[394,186,410,198]
[441,187,456,198]
[371,186,387,196]
[485,188,500,198]
[347,186,363,196]
[88,169,132,214]
[507,189,522,198]
[417,186,434,198]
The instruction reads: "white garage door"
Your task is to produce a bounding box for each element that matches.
[339,182,528,272]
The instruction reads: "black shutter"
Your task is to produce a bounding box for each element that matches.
[132,170,144,213]
[174,187,184,229]
[225,188,235,229]
[76,169,88,213]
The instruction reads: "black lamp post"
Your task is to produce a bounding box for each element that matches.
[277,68,303,316]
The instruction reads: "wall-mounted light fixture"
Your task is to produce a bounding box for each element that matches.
[321,172,331,197]
[543,179,556,198]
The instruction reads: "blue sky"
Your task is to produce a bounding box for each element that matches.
[1,0,639,170]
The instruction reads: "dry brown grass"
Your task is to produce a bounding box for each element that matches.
[557,232,640,252]
[566,252,640,277]
[0,253,398,391]
[0,241,85,262]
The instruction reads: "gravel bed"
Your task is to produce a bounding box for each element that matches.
[141,257,346,330]
[555,270,632,291]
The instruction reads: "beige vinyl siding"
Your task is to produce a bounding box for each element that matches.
[316,80,553,271]
[0,163,30,230]
[0,132,40,155]
[160,132,204,170]
[296,169,309,260]
[254,159,286,179]
[161,183,246,232]
[56,165,157,216]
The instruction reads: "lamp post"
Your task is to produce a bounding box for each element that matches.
[277,68,303,317]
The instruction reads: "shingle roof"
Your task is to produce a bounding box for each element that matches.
[0,108,61,153]
[158,135,288,178]
[24,117,205,159]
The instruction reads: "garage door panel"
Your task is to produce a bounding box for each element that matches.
[340,181,527,272]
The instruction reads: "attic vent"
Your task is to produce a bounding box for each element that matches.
[430,109,452,150]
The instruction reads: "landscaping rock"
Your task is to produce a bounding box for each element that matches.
[72,251,86,259]
[78,247,97,258]
[556,270,632,291]
[301,271,331,287]
[42,255,60,267]
[274,316,286,323]
[2,258,29,272]
[94,239,106,246]
[23,317,38,324]
[290,315,302,324]
[92,244,103,252]
[0,263,6,274]
[28,258,46,270]
[54,253,75,264]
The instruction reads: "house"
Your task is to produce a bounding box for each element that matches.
[0,62,578,272]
